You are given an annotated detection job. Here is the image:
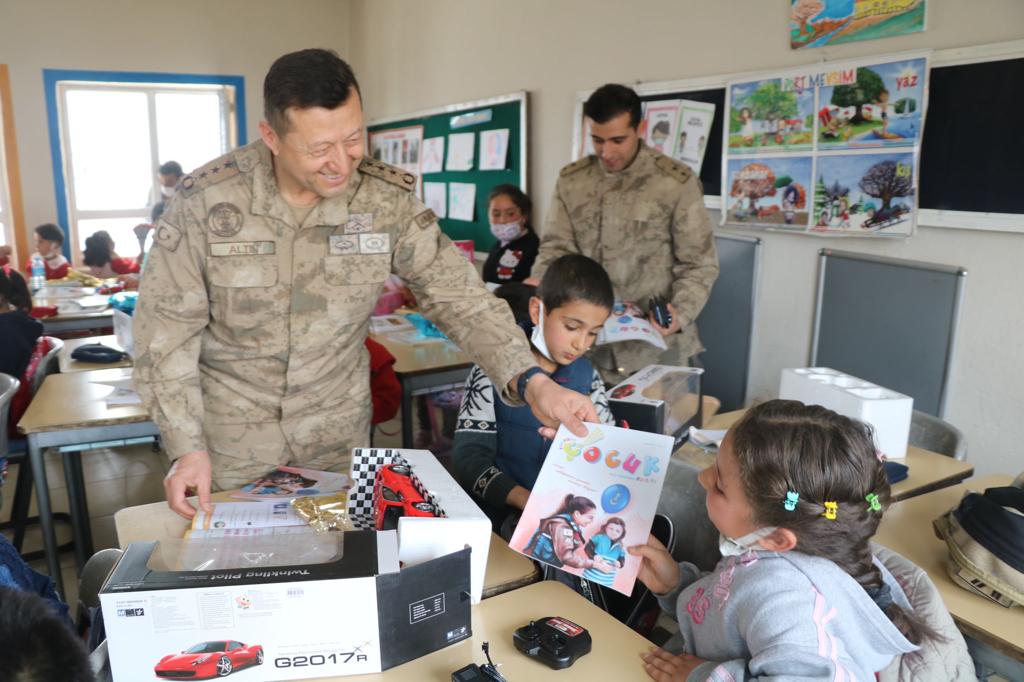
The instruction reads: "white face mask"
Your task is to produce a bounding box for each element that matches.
[490,220,524,243]
[530,300,556,362]
[718,526,778,557]
[160,185,176,199]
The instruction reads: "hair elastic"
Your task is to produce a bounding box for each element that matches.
[865,493,882,512]
[823,501,838,520]
[783,490,800,512]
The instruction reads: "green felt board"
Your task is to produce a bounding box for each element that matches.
[368,96,525,251]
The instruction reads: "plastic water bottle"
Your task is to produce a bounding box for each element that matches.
[30,255,46,292]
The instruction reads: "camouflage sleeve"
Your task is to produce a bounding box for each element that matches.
[392,195,535,405]
[669,178,719,328]
[132,198,210,459]
[531,180,579,282]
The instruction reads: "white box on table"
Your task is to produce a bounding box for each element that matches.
[112,308,134,357]
[348,448,492,603]
[779,368,913,458]
[101,531,473,681]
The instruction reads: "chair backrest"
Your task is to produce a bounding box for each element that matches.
[658,457,721,571]
[908,409,967,461]
[0,373,20,456]
[874,544,976,682]
[31,336,63,396]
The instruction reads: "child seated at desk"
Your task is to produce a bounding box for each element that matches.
[629,400,950,681]
[1,224,71,280]
[0,265,41,381]
[82,230,140,279]
[453,254,615,531]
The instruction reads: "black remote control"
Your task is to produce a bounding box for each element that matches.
[649,295,673,328]
[513,616,592,670]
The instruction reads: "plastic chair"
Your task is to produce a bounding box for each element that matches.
[658,458,721,572]
[908,409,967,461]
[1,337,73,559]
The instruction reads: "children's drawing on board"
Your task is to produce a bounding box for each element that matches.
[813,152,915,235]
[728,79,814,153]
[790,0,926,51]
[725,156,812,228]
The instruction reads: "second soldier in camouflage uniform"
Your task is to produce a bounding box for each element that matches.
[532,84,719,385]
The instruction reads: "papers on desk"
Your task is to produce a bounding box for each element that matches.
[57,295,110,314]
[688,427,727,451]
[369,314,415,334]
[383,330,449,346]
[37,286,94,299]
[90,375,142,406]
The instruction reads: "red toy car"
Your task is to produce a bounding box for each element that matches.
[154,640,264,679]
[373,464,437,530]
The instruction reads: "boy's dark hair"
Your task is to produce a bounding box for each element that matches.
[264,48,361,134]
[82,230,115,268]
[731,399,939,645]
[493,281,536,326]
[584,84,642,129]
[488,184,534,233]
[0,267,32,312]
[158,160,183,178]
[536,254,614,313]
[34,223,64,246]
[0,586,93,682]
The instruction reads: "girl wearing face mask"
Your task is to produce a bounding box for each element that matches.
[481,184,539,285]
[453,255,616,531]
[628,400,952,682]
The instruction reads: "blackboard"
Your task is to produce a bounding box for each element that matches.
[367,92,526,251]
[919,57,1024,214]
[695,233,760,411]
[810,250,967,417]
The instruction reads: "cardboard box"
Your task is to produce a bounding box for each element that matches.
[348,448,492,603]
[779,368,913,458]
[101,531,473,681]
[608,365,703,446]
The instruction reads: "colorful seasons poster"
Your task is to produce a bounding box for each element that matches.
[509,424,673,596]
[790,0,925,50]
[726,156,813,228]
[729,79,814,153]
[813,152,915,235]
[818,58,926,150]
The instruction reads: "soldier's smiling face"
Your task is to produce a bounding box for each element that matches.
[260,88,365,203]
[588,111,643,173]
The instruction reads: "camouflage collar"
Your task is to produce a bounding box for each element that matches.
[600,140,653,180]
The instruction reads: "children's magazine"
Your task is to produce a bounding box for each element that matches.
[509,423,674,596]
[230,465,351,501]
[595,302,668,350]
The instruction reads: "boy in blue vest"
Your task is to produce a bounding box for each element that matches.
[454,254,615,530]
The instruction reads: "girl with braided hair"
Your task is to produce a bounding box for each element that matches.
[629,399,941,681]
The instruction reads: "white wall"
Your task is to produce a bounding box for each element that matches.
[347,0,1024,476]
[0,0,351,245]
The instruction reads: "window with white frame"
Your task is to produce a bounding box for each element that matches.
[56,80,238,258]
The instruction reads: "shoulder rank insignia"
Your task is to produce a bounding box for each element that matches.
[559,156,594,177]
[655,154,694,185]
[179,155,241,198]
[359,158,416,192]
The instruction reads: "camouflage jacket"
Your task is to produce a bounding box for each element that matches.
[533,143,719,383]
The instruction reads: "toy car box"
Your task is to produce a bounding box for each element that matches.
[348,448,492,603]
[608,365,703,445]
[100,531,472,681]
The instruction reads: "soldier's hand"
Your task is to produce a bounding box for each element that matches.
[164,450,213,519]
[649,302,682,336]
[524,373,597,439]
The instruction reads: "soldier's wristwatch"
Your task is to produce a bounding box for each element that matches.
[516,366,548,401]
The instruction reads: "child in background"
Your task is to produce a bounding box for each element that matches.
[629,400,936,681]
[21,224,70,280]
[583,517,627,587]
[453,254,615,530]
[0,266,42,383]
[481,184,539,285]
[82,230,140,278]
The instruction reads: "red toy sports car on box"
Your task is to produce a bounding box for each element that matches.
[373,464,437,530]
[154,640,264,679]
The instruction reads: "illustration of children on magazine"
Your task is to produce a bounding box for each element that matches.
[232,465,351,501]
[510,423,673,596]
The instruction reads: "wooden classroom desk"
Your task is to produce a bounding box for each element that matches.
[677,409,974,501]
[874,475,1022,661]
[370,331,471,448]
[17,367,158,591]
[322,581,652,681]
[114,494,539,600]
[58,334,130,373]
[35,293,114,335]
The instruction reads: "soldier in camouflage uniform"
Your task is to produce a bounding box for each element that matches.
[531,84,719,385]
[134,49,596,518]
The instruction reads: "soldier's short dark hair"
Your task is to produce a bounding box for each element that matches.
[584,84,642,129]
[537,254,614,313]
[264,48,361,134]
[0,586,93,682]
[34,223,65,246]
[158,160,183,178]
